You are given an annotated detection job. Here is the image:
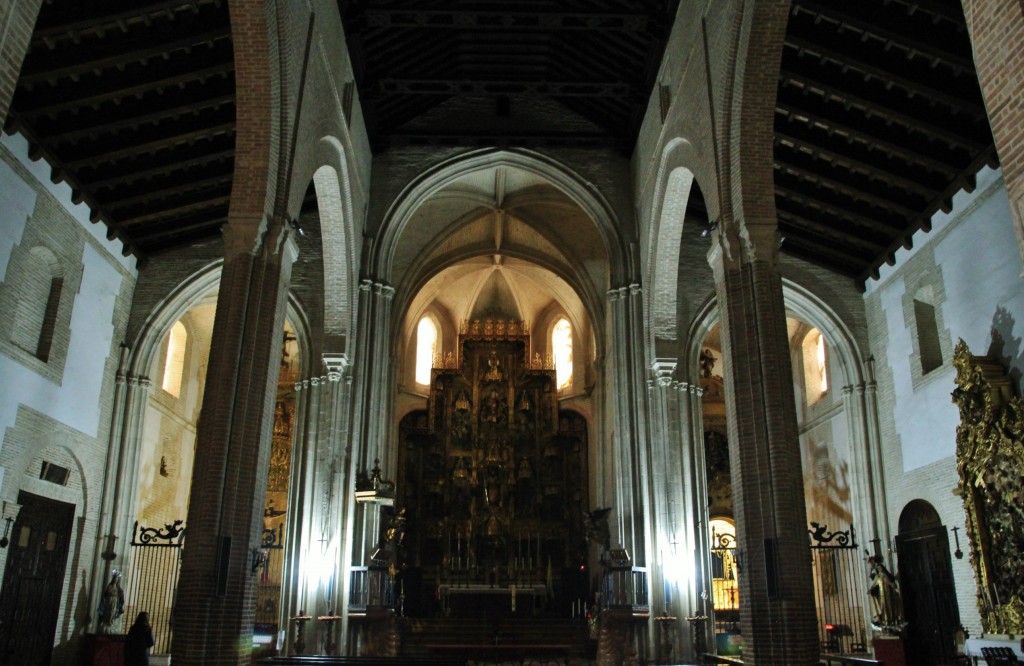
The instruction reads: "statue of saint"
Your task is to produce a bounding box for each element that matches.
[867,554,903,632]
[97,570,125,633]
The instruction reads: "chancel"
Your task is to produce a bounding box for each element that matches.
[1,2,1024,666]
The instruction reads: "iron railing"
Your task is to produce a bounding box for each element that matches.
[348,566,396,611]
[124,520,185,654]
[809,523,867,654]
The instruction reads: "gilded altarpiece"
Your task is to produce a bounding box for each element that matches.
[397,321,589,615]
[952,340,1024,634]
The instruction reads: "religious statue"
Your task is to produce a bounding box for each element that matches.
[483,353,504,381]
[866,554,903,632]
[699,348,716,378]
[480,388,506,424]
[97,569,125,634]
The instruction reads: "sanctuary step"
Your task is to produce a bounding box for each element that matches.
[399,616,592,660]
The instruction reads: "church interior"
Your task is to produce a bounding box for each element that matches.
[0,1,1023,665]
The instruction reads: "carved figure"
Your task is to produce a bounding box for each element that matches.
[483,354,504,381]
[97,570,125,633]
[480,388,506,424]
[699,348,716,378]
[867,554,903,632]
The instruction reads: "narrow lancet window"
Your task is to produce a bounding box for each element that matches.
[162,321,187,398]
[552,317,573,390]
[415,317,438,386]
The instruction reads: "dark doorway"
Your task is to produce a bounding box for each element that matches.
[895,500,960,666]
[0,491,76,665]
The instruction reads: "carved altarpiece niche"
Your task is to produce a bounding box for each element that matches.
[397,323,589,606]
[952,340,1024,634]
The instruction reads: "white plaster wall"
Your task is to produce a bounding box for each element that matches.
[0,209,129,439]
[867,168,1023,472]
[1,133,135,272]
[0,154,34,278]
[864,168,1022,634]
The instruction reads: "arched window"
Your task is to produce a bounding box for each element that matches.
[162,321,187,398]
[415,316,438,386]
[12,246,63,361]
[552,317,573,390]
[709,518,738,610]
[802,328,828,403]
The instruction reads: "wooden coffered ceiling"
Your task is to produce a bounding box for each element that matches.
[776,0,996,286]
[4,0,996,289]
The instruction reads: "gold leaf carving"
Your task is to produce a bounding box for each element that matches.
[952,339,1024,635]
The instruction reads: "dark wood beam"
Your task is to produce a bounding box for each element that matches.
[776,207,888,254]
[779,70,983,151]
[105,175,234,212]
[363,9,651,32]
[775,184,905,236]
[784,36,986,117]
[375,79,633,98]
[775,102,959,178]
[775,130,940,198]
[116,195,231,229]
[19,30,230,84]
[14,62,234,117]
[779,231,871,275]
[64,122,235,169]
[46,94,234,145]
[791,2,973,72]
[85,148,234,190]
[31,0,222,41]
[775,160,920,218]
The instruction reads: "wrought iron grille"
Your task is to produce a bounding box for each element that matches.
[255,525,285,635]
[124,520,185,654]
[808,523,866,654]
[348,566,396,611]
[710,528,740,649]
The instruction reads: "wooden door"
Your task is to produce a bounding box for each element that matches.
[0,491,75,665]
[896,526,960,666]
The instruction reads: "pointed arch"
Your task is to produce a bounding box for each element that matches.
[308,136,360,347]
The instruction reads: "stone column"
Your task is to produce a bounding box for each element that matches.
[172,222,298,666]
[606,284,652,566]
[961,0,1024,266]
[93,350,152,631]
[683,381,714,656]
[707,225,817,665]
[646,360,695,662]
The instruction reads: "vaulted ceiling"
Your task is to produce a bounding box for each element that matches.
[4,0,996,290]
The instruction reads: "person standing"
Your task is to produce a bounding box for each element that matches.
[125,612,155,666]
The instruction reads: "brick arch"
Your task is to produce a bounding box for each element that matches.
[962,0,1024,262]
[310,139,358,346]
[727,0,792,242]
[645,138,718,363]
[224,0,281,249]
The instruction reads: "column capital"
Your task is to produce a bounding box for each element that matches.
[323,353,350,382]
[651,359,677,386]
[607,286,629,302]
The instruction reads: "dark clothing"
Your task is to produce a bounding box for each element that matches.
[125,621,154,666]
